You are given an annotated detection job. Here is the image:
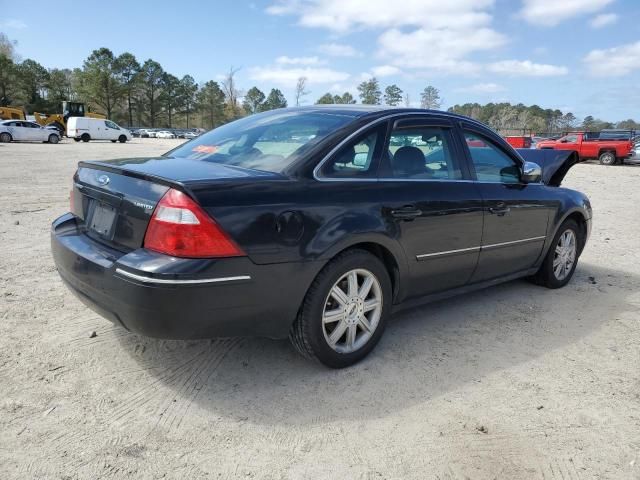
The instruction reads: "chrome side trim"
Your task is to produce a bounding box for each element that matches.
[482,236,546,250]
[415,236,546,260]
[115,268,251,285]
[416,246,480,259]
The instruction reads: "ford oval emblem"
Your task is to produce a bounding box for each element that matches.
[97,174,110,186]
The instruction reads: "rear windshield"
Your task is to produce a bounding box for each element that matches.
[166,110,355,173]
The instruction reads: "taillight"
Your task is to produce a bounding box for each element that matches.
[143,188,244,258]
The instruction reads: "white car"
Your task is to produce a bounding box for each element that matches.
[156,130,176,139]
[147,129,158,138]
[0,120,60,143]
[628,143,640,164]
[183,131,199,139]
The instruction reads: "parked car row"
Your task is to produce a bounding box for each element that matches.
[131,128,201,139]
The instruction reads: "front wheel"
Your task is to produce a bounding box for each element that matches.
[118,135,127,143]
[599,151,616,165]
[530,219,582,288]
[289,249,392,368]
[48,134,59,144]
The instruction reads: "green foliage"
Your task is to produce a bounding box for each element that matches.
[115,52,141,126]
[77,48,124,118]
[178,75,198,128]
[196,80,225,129]
[0,53,16,106]
[160,73,180,127]
[384,84,403,106]
[15,59,50,110]
[420,86,441,110]
[263,88,287,110]
[316,93,334,104]
[47,69,74,106]
[243,86,266,113]
[139,59,164,127]
[334,92,356,104]
[358,77,381,105]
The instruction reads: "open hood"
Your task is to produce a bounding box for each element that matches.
[516,149,581,186]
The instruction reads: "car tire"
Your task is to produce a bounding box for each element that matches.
[289,249,392,368]
[599,151,616,165]
[0,132,12,143]
[530,219,582,289]
[81,134,90,142]
[118,135,127,143]
[73,138,81,142]
[48,134,59,144]
[111,140,117,143]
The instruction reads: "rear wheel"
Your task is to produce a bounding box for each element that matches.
[111,140,117,143]
[81,133,90,143]
[599,151,616,165]
[118,135,127,143]
[73,138,81,142]
[289,249,391,368]
[0,132,11,143]
[48,134,59,144]
[530,219,582,288]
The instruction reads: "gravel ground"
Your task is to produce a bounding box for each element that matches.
[0,138,638,479]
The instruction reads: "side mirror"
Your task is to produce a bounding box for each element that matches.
[522,161,542,183]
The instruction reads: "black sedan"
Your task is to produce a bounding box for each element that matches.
[51,106,591,368]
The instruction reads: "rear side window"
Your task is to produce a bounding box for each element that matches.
[464,131,521,184]
[386,126,461,180]
[318,125,385,179]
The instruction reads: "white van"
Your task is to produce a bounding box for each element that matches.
[67,117,132,143]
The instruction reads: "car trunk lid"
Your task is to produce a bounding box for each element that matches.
[72,156,282,252]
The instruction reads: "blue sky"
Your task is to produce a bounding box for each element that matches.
[2,0,639,121]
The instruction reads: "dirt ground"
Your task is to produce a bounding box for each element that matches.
[0,138,638,480]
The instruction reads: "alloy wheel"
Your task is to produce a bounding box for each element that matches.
[322,268,383,354]
[553,229,576,281]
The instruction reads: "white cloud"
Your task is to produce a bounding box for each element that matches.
[371,65,401,77]
[520,0,613,26]
[583,41,640,76]
[249,65,350,87]
[377,27,505,74]
[488,60,568,76]
[267,0,507,76]
[317,43,361,57]
[275,55,324,65]
[267,0,496,32]
[457,83,506,93]
[0,19,27,29]
[590,13,618,28]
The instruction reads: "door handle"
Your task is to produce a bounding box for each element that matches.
[488,203,510,216]
[390,206,422,220]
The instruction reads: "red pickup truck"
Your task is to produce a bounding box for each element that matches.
[536,132,634,165]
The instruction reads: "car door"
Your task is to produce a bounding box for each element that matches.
[462,126,551,283]
[13,121,33,141]
[376,116,484,298]
[27,122,46,141]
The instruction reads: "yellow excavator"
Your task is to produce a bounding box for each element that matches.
[0,102,105,135]
[0,106,27,120]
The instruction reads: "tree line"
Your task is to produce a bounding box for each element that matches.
[448,103,639,134]
[1,34,636,132]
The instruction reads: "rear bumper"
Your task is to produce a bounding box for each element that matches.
[51,213,321,339]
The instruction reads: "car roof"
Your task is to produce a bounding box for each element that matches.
[267,105,486,127]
